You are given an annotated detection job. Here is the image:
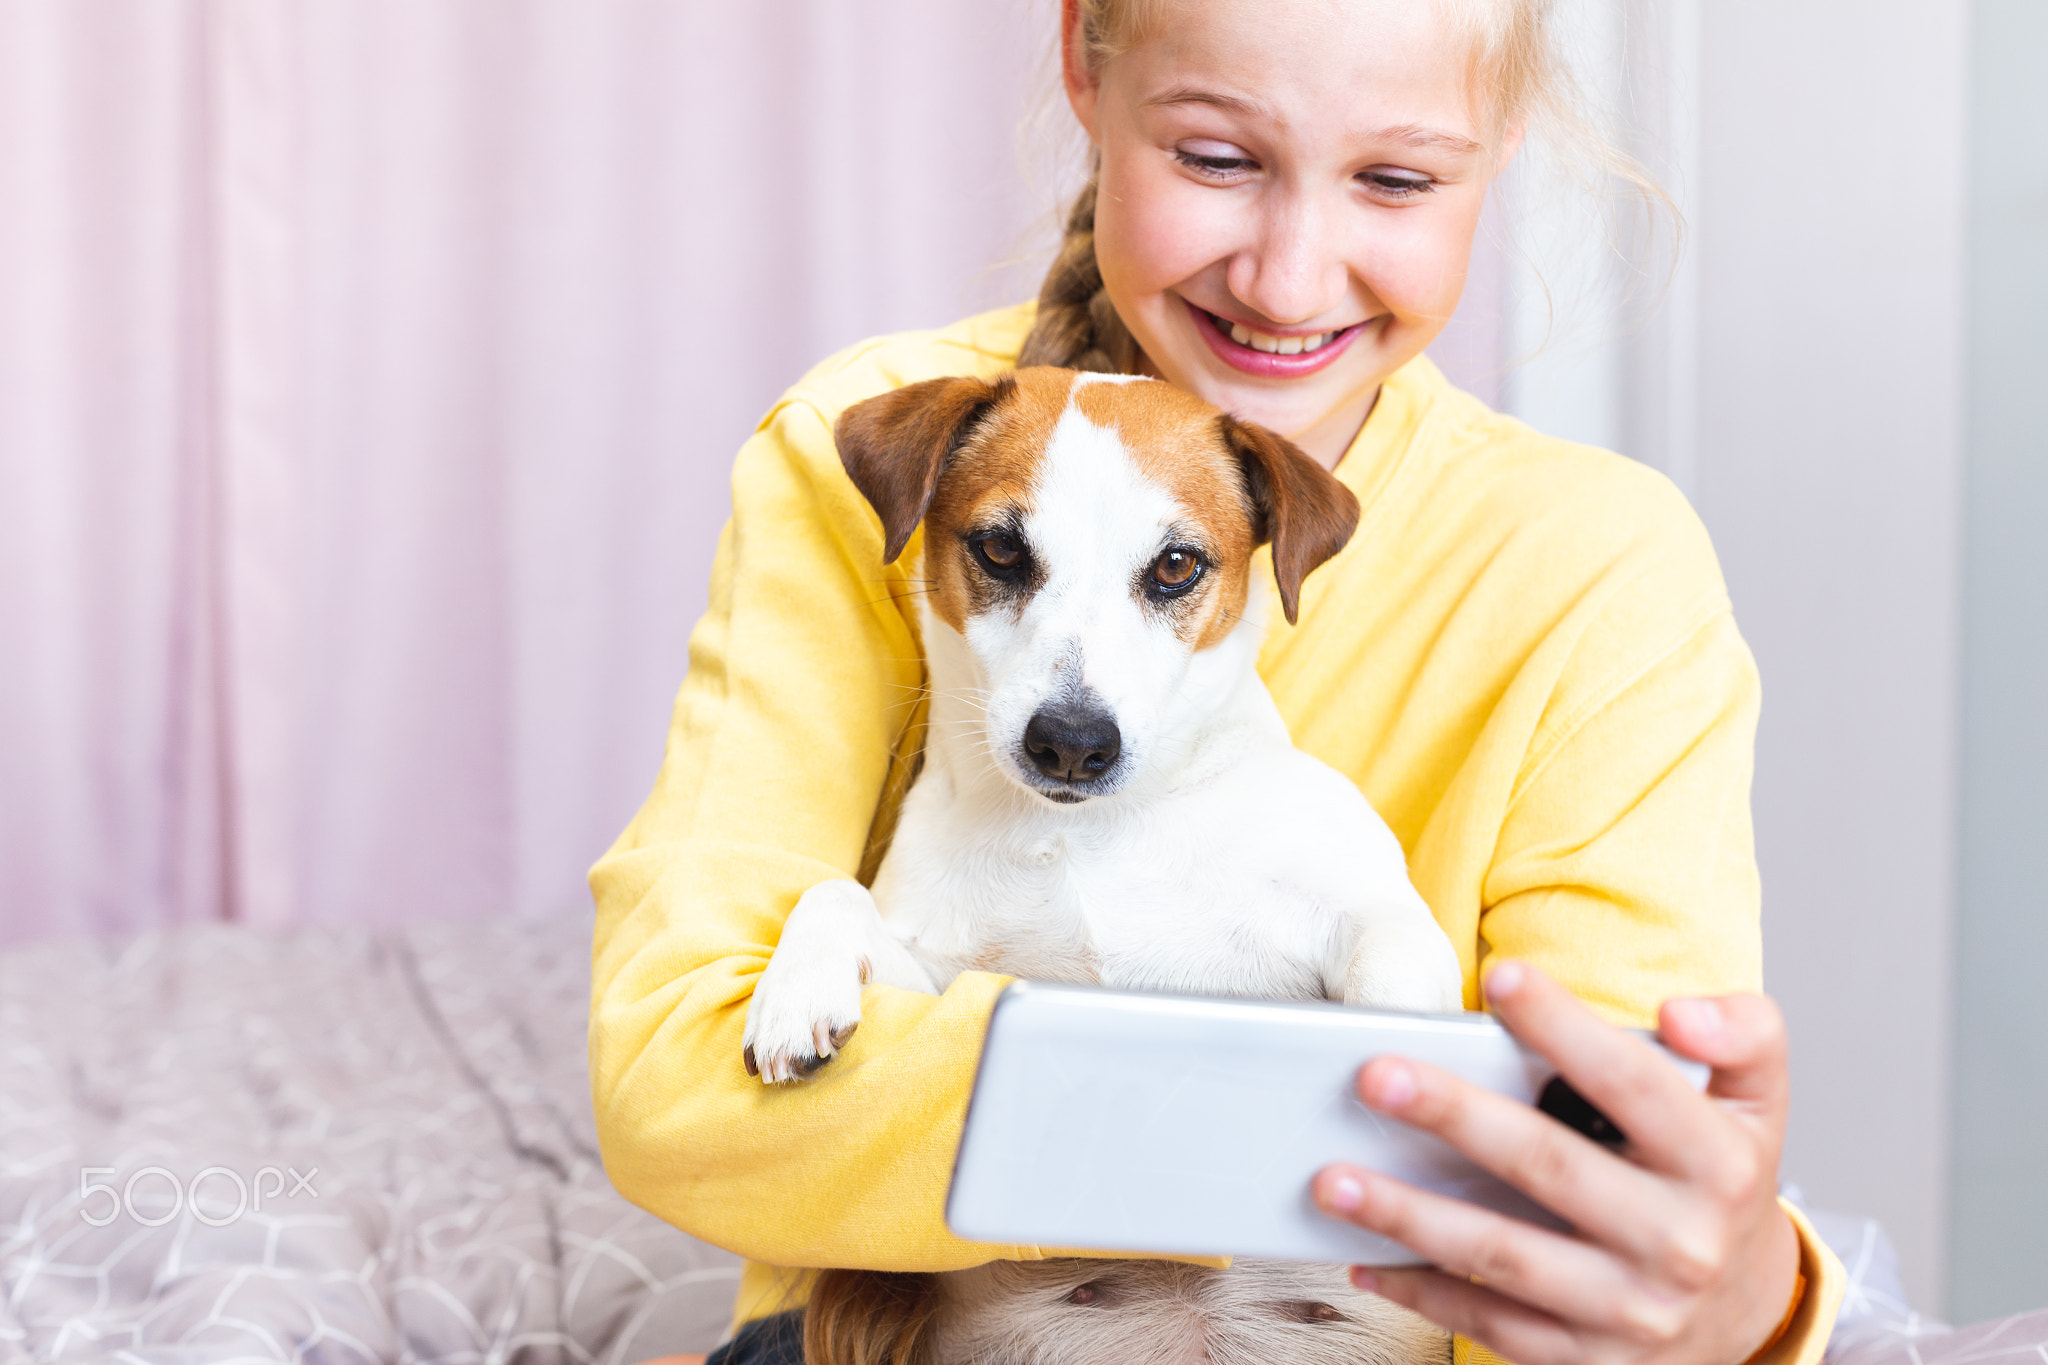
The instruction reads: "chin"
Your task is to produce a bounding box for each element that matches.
[1167,359,1362,444]
[1202,384,1326,437]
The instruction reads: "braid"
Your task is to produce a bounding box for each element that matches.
[1016,173,1140,374]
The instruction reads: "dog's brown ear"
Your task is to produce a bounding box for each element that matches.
[1218,414,1361,625]
[835,376,1015,564]
[804,1268,939,1365]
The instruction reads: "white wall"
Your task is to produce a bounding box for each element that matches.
[1690,0,1969,1314]
[1950,0,2048,1322]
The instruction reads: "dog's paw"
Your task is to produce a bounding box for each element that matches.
[743,959,862,1084]
[741,883,875,1084]
[1342,922,1466,1014]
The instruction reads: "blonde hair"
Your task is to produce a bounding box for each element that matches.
[1014,0,1671,373]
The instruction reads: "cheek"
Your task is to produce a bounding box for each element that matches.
[1355,196,1485,321]
[1191,567,1254,650]
[1095,143,1238,299]
[926,547,970,634]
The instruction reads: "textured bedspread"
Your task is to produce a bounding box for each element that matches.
[0,919,739,1365]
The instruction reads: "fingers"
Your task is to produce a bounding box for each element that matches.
[1352,1268,1581,1365]
[1349,1051,1687,1261]
[1483,961,1731,1182]
[1328,965,1800,1361]
[1312,1166,1673,1343]
[1660,993,1789,1121]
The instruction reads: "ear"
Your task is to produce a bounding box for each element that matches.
[1218,414,1361,625]
[1059,0,1101,138]
[804,1268,939,1365]
[835,376,1013,564]
[1492,120,1527,172]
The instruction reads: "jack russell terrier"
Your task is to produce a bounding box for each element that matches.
[742,367,1462,1365]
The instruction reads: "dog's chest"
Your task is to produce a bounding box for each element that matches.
[872,802,1337,1003]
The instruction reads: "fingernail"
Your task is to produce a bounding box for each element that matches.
[1366,1061,1416,1109]
[1485,960,1525,1002]
[1669,997,1723,1038]
[1350,1267,1379,1293]
[1323,1174,1365,1213]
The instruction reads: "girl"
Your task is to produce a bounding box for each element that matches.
[588,1,1845,1361]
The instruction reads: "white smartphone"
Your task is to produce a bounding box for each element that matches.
[946,980,1709,1266]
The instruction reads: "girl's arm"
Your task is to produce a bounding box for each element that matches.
[1313,606,1843,1364]
[588,384,1026,1273]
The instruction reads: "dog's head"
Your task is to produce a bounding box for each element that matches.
[804,1260,1447,1365]
[836,367,1358,806]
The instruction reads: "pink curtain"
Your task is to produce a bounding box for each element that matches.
[0,1,1505,947]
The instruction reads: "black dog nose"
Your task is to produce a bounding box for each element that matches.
[1023,703,1121,783]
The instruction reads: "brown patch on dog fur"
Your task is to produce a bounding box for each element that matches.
[805,1268,940,1365]
[835,376,1017,565]
[835,370,1076,635]
[834,367,1357,645]
[1071,378,1264,649]
[1216,414,1360,624]
[1073,378,1359,636]
[914,369,1071,634]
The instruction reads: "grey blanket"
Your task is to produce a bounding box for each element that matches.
[0,919,739,1365]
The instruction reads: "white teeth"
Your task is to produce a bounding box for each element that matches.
[1218,313,1336,357]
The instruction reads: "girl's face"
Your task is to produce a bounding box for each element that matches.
[1066,0,1510,467]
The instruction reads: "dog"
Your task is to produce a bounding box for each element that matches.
[802,1258,1448,1365]
[741,367,1461,1365]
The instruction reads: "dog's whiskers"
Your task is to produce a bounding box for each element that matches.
[871,586,940,607]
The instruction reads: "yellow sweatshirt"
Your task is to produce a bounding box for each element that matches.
[588,302,1844,1362]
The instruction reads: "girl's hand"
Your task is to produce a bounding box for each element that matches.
[1310,961,1803,1365]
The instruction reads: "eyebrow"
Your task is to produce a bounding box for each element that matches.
[1375,124,1486,156]
[1142,88,1485,158]
[1143,85,1274,119]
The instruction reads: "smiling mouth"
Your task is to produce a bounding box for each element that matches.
[1216,315,1349,355]
[1187,301,1368,376]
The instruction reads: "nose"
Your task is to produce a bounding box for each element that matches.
[1229,188,1348,327]
[1023,702,1122,784]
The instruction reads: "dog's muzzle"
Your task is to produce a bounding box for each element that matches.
[1020,698,1122,801]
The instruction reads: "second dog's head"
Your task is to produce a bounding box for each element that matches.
[836,367,1358,806]
[803,1259,1448,1365]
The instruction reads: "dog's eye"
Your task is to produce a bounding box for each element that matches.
[1064,1282,1104,1306]
[1150,548,1203,593]
[970,530,1028,580]
[1277,1300,1346,1323]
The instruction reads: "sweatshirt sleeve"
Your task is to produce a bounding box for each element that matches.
[1474,597,1844,1358]
[1479,605,1766,1023]
[586,394,1019,1272]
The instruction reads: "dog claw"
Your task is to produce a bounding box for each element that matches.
[743,1015,859,1084]
[744,1038,853,1084]
[813,1019,860,1057]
